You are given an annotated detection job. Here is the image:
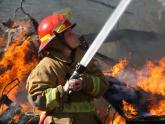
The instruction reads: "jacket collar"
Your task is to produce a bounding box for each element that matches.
[48,46,85,64]
[49,50,72,64]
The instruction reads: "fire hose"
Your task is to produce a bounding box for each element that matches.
[39,0,132,123]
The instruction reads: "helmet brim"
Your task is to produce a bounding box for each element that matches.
[38,23,76,53]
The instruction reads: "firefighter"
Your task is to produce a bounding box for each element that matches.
[26,12,108,124]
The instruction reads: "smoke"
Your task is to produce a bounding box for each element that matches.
[104,57,165,119]
[104,76,165,119]
[117,66,150,87]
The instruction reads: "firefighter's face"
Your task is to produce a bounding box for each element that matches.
[64,29,79,49]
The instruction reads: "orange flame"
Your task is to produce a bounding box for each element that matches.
[0,19,164,123]
[104,57,165,124]
[111,58,128,77]
[149,100,165,115]
[137,58,165,96]
[137,57,165,115]
[106,112,125,124]
[122,100,138,119]
[0,36,39,112]
[103,58,128,77]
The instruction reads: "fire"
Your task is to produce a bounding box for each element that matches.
[104,57,165,123]
[150,100,165,115]
[0,36,39,112]
[137,57,165,96]
[122,100,138,119]
[137,57,165,115]
[111,114,125,124]
[105,100,137,124]
[111,58,128,77]
[103,58,128,77]
[0,19,164,123]
[105,112,125,124]
[0,38,37,83]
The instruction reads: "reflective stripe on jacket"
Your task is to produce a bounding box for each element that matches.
[26,47,109,124]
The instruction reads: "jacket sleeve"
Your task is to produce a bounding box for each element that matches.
[75,47,109,98]
[26,58,67,111]
[81,58,109,98]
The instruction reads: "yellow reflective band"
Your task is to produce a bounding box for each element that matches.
[62,101,95,113]
[91,76,101,96]
[45,88,59,109]
[40,34,51,42]
[55,23,67,33]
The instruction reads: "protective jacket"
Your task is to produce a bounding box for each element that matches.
[26,47,108,124]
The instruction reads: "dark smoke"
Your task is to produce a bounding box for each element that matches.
[103,76,165,119]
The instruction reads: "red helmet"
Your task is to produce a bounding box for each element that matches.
[37,13,76,52]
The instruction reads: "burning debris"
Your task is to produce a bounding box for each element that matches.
[0,16,40,124]
[0,95,39,124]
[0,94,39,124]
[0,7,164,123]
[0,75,39,124]
[103,57,165,123]
[0,20,165,123]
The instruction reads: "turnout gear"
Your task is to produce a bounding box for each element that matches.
[26,47,108,124]
[38,13,76,52]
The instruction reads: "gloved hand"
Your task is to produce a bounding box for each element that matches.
[63,78,83,92]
